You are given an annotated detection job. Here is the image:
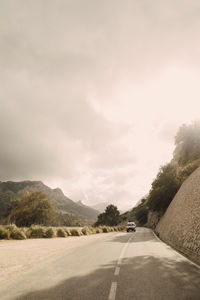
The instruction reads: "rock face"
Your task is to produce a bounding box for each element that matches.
[156,167,200,264]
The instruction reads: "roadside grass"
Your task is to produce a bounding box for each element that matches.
[0,224,125,240]
[57,228,67,237]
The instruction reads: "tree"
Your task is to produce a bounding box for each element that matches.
[147,163,180,213]
[9,191,56,226]
[143,122,200,220]
[95,204,120,226]
[134,204,148,225]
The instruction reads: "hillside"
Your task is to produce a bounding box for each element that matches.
[91,202,110,213]
[0,181,99,222]
[156,167,200,264]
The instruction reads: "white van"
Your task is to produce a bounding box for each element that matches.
[126,222,136,232]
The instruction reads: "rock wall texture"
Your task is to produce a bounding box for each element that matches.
[147,211,162,229]
[156,167,200,264]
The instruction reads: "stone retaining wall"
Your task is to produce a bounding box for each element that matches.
[156,167,200,265]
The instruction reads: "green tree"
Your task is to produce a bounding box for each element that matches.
[134,204,148,225]
[9,191,56,226]
[143,121,200,220]
[95,204,120,226]
[148,163,180,213]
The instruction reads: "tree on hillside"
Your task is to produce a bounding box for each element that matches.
[95,204,120,226]
[147,163,180,213]
[9,191,56,226]
[142,121,200,223]
[134,204,148,225]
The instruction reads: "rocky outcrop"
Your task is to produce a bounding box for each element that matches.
[156,167,200,264]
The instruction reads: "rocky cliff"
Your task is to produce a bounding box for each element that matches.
[156,167,200,264]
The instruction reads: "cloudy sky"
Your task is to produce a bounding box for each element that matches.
[0,0,200,210]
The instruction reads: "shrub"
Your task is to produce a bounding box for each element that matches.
[117,225,125,231]
[70,228,82,236]
[27,225,45,238]
[102,226,109,233]
[64,228,71,236]
[57,228,66,237]
[81,226,89,235]
[45,227,55,238]
[10,228,26,240]
[1,224,26,240]
[0,226,8,239]
[88,226,95,234]
[81,226,94,235]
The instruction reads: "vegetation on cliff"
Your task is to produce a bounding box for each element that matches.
[124,122,200,226]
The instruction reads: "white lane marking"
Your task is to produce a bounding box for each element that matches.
[114,266,120,276]
[117,234,133,265]
[152,230,200,270]
[108,282,117,300]
[108,234,133,300]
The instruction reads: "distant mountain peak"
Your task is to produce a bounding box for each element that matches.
[77,200,85,207]
[0,180,99,221]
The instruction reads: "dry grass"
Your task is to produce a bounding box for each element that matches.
[0,224,125,240]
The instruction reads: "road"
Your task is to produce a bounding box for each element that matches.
[0,228,199,300]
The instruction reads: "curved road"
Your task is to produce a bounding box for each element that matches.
[0,228,199,300]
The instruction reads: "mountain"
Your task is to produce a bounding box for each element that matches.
[0,180,99,221]
[91,202,110,213]
[76,200,85,207]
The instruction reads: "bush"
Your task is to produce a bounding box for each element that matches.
[0,226,8,239]
[117,225,125,231]
[27,225,45,238]
[88,226,95,234]
[70,228,82,236]
[102,226,109,233]
[10,228,26,240]
[81,226,95,235]
[57,228,66,237]
[64,228,71,236]
[81,226,89,235]
[1,224,26,240]
[45,227,55,238]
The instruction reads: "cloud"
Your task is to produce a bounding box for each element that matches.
[0,0,200,209]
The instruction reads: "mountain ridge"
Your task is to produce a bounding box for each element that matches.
[0,180,99,221]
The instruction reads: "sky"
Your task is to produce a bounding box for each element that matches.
[0,0,200,210]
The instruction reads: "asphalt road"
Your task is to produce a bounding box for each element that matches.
[0,228,200,300]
